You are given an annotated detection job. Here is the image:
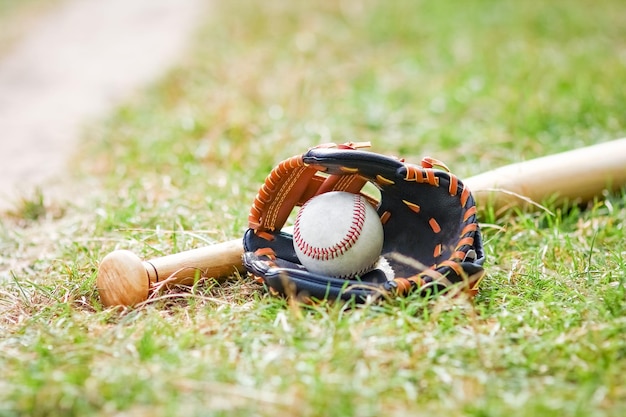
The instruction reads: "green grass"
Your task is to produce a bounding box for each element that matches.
[2,0,626,415]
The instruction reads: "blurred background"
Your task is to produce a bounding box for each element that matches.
[1,0,625,213]
[0,0,207,210]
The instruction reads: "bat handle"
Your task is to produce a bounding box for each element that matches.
[96,238,245,307]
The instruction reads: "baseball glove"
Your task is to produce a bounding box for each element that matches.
[242,142,485,303]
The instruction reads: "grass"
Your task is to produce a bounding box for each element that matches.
[1,0,626,415]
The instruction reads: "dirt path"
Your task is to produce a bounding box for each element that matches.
[0,0,207,211]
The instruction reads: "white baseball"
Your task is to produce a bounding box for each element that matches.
[293,191,384,278]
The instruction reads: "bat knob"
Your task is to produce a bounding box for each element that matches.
[96,250,150,307]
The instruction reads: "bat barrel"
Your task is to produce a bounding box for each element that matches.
[465,138,626,211]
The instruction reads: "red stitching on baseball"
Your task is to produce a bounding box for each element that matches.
[294,194,367,261]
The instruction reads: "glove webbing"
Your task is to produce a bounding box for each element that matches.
[248,143,372,238]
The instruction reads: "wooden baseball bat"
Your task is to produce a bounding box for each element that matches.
[97,138,626,307]
[465,138,626,212]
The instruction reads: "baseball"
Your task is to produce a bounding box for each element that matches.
[293,191,384,278]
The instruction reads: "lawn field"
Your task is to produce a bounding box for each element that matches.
[1,0,626,416]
